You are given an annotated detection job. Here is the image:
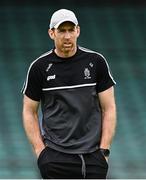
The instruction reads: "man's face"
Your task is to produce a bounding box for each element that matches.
[49,21,80,55]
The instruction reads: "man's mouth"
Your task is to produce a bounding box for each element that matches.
[63,43,72,47]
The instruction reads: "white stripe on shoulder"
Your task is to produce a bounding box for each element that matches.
[79,46,104,56]
[22,49,53,94]
[79,46,116,84]
[42,83,97,91]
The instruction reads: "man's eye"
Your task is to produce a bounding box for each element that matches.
[69,29,75,32]
[58,29,75,33]
[58,29,65,32]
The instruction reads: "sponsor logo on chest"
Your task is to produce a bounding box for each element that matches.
[47,74,56,81]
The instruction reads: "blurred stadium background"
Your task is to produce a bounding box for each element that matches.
[0,0,146,178]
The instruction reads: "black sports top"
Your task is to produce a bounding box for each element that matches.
[22,46,116,154]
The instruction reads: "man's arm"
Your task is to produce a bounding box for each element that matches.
[22,95,45,157]
[98,86,117,150]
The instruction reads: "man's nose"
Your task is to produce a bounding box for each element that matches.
[64,31,71,38]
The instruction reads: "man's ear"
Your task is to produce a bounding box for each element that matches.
[76,26,80,38]
[48,29,54,40]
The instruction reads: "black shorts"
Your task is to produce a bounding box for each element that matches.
[37,146,108,179]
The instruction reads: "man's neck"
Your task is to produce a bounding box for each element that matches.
[54,47,77,58]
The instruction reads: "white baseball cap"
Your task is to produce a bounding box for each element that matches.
[49,9,78,29]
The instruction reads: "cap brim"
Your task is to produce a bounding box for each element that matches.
[53,19,78,29]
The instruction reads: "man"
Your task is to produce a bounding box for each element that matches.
[22,9,117,179]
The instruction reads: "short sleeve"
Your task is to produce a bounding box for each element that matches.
[96,54,116,93]
[21,61,42,101]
